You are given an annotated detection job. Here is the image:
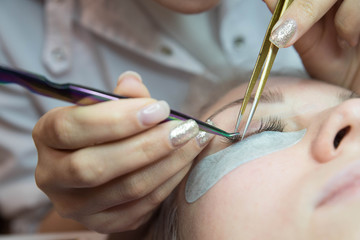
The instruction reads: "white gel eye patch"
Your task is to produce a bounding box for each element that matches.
[185,129,306,203]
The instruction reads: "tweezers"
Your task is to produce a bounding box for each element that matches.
[234,0,293,138]
[0,65,240,139]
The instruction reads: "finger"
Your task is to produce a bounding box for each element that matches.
[76,164,191,233]
[90,138,200,207]
[114,71,151,98]
[49,134,211,215]
[33,98,170,149]
[42,120,201,188]
[269,0,337,48]
[335,0,360,47]
[263,0,277,12]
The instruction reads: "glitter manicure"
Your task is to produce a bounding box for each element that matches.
[270,19,297,48]
[170,119,199,147]
[196,120,214,147]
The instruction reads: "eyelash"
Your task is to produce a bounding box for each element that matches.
[226,116,285,144]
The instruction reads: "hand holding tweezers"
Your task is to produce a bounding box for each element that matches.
[234,0,294,138]
[0,65,240,140]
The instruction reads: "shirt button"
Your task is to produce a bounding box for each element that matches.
[233,36,245,49]
[160,45,173,56]
[51,47,67,62]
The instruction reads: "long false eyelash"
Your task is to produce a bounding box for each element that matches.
[257,116,285,133]
[224,116,285,144]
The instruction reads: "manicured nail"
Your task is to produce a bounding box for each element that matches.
[170,120,199,147]
[270,19,297,48]
[138,101,170,126]
[117,71,142,86]
[196,120,214,147]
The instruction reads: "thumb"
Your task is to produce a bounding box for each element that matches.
[262,0,277,12]
[114,71,151,98]
[266,0,337,48]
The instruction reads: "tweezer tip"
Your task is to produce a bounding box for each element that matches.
[234,114,243,133]
[227,132,241,141]
[240,134,246,141]
[240,121,251,141]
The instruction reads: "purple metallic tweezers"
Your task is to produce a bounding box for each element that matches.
[0,65,239,139]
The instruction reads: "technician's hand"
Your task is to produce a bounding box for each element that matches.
[33,72,212,233]
[263,0,360,92]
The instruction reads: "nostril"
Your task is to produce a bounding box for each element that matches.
[333,126,350,149]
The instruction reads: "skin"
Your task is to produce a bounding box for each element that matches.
[177,77,360,239]
[35,0,360,235]
[34,72,211,235]
[264,0,360,88]
[150,0,360,92]
[265,0,360,48]
[151,0,220,13]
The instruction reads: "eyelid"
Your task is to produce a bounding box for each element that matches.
[207,89,285,121]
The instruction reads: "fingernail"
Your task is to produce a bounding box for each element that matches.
[138,101,170,126]
[196,120,214,148]
[270,19,297,48]
[117,71,142,86]
[170,120,199,147]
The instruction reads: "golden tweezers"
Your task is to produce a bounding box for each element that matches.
[234,0,294,139]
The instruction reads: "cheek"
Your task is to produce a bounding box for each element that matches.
[310,202,360,239]
[186,149,312,238]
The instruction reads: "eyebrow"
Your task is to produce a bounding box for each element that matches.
[207,89,359,121]
[207,89,284,120]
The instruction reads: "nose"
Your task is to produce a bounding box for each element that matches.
[311,99,360,163]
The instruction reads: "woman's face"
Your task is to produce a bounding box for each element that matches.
[177,77,360,239]
[151,0,220,13]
